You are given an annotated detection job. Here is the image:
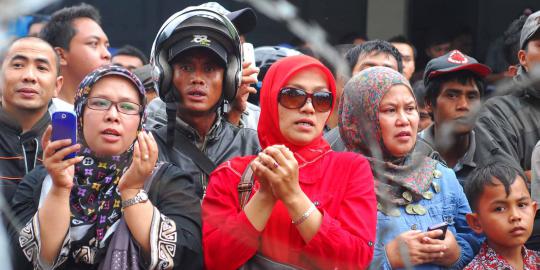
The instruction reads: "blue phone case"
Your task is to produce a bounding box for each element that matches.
[51,111,77,159]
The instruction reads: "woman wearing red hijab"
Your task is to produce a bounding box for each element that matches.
[202,55,377,269]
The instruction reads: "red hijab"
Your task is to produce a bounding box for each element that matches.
[257,55,336,160]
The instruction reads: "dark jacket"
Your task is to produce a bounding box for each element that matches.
[0,107,49,205]
[473,67,540,251]
[473,67,540,171]
[154,116,260,198]
[323,127,347,152]
[10,163,203,270]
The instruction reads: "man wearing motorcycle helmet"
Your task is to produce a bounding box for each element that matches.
[149,5,260,199]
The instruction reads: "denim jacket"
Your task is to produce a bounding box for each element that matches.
[370,163,482,269]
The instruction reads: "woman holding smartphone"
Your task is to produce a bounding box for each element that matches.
[202,55,377,270]
[338,66,479,269]
[11,65,202,269]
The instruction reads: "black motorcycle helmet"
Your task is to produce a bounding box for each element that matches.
[150,7,242,104]
[248,46,301,105]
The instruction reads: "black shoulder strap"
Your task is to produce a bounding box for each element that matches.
[173,131,217,175]
[165,102,217,176]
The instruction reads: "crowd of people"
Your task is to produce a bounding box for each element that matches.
[1,1,540,269]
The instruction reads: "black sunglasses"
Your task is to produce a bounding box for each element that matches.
[278,87,333,112]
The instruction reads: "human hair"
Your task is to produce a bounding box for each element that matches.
[503,15,528,64]
[7,36,61,76]
[338,32,368,44]
[465,162,529,211]
[412,80,427,108]
[345,39,403,73]
[39,3,101,50]
[388,35,417,58]
[27,14,50,33]
[424,70,485,108]
[114,45,149,65]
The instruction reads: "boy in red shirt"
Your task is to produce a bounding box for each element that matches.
[464,162,539,269]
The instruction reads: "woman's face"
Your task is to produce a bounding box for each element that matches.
[278,67,331,146]
[83,76,141,156]
[378,84,419,158]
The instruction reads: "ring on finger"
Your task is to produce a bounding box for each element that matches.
[272,162,279,169]
[142,154,149,161]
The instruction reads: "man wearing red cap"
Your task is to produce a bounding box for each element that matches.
[417,50,491,185]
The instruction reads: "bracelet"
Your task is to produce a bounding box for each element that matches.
[292,203,317,225]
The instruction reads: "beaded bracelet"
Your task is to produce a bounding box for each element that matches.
[292,203,317,225]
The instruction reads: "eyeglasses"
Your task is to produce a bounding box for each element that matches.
[86,97,142,115]
[278,87,333,112]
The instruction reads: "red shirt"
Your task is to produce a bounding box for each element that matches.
[464,241,540,270]
[202,150,377,270]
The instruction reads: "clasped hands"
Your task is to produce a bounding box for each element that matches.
[250,145,302,205]
[385,228,461,268]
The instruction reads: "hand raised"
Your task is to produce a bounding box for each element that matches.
[251,145,301,205]
[41,125,83,190]
[118,131,158,192]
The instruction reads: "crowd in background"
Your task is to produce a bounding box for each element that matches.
[0,1,540,269]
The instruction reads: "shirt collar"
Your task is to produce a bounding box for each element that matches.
[422,124,476,172]
[479,241,540,270]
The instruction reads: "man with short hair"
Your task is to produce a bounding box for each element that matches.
[112,44,148,71]
[325,40,403,151]
[417,50,491,185]
[0,37,62,204]
[389,35,416,81]
[40,3,110,113]
[345,39,403,76]
[474,10,540,179]
[150,6,259,198]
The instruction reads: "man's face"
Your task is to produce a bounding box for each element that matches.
[28,22,46,37]
[352,52,399,75]
[429,79,480,135]
[171,48,224,116]
[62,17,111,82]
[112,55,144,72]
[418,106,432,132]
[426,42,451,59]
[1,38,62,113]
[468,177,537,251]
[392,42,415,80]
[519,38,540,73]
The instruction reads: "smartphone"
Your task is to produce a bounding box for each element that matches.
[242,42,258,80]
[51,111,77,160]
[427,222,448,240]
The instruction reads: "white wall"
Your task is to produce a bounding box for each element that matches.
[367,0,408,40]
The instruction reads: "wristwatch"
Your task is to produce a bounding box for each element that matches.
[121,190,149,209]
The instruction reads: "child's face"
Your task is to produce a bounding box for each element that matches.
[467,176,537,251]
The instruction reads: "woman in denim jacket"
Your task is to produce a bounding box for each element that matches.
[339,66,480,269]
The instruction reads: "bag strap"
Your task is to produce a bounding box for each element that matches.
[237,162,255,209]
[165,102,217,176]
[173,131,217,176]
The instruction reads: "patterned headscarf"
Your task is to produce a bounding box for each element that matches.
[258,55,336,156]
[70,65,146,244]
[339,66,437,206]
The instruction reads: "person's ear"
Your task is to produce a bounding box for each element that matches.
[54,47,68,67]
[532,200,538,213]
[54,75,64,98]
[518,49,528,71]
[466,212,483,234]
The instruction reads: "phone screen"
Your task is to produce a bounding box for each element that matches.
[51,111,77,160]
